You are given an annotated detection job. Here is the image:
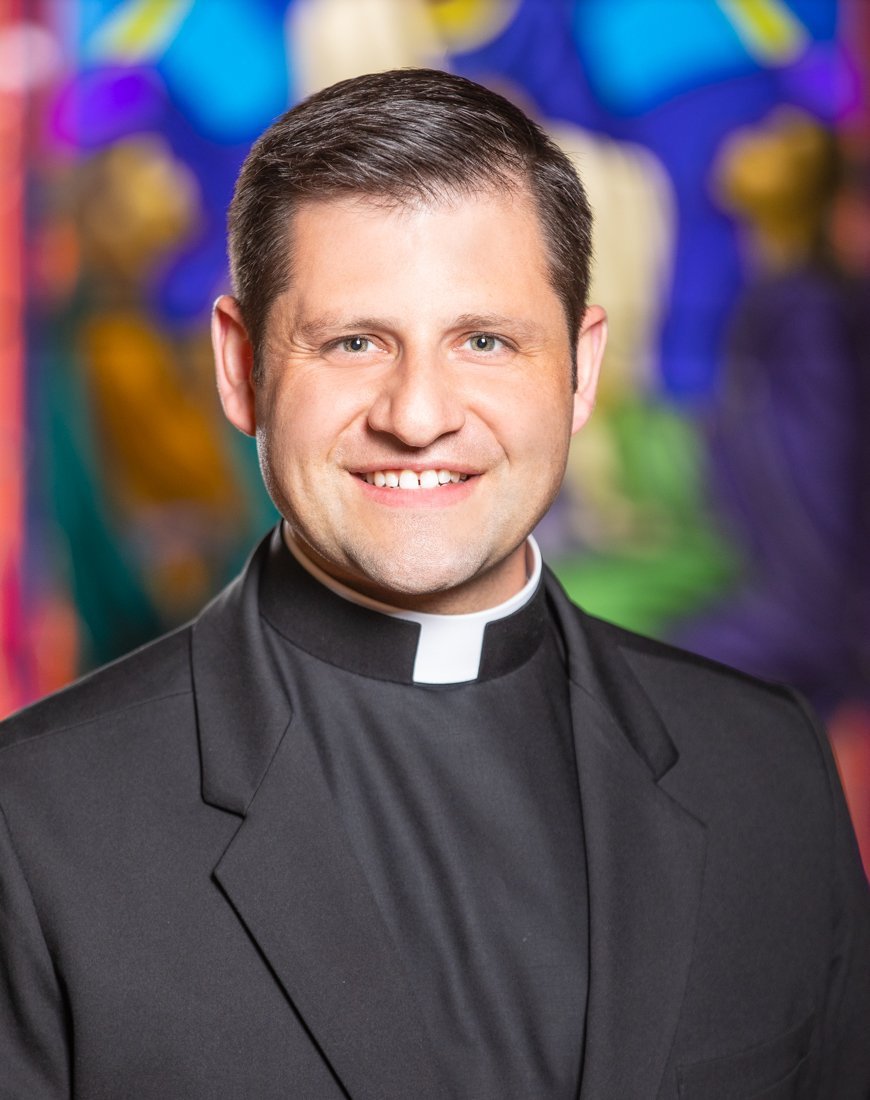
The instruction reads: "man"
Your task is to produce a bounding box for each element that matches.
[1,69,868,1099]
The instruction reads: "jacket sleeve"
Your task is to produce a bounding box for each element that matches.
[0,800,70,1098]
[792,691,870,1098]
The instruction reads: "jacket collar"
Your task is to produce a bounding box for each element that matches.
[542,568,678,779]
[193,531,706,1099]
[192,534,288,816]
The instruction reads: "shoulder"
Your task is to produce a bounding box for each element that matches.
[0,533,270,811]
[572,605,826,778]
[581,606,803,711]
[0,624,194,759]
[544,570,811,742]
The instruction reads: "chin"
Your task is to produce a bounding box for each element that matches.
[363,565,476,600]
[348,545,484,602]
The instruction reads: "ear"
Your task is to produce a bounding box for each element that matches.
[571,304,607,435]
[212,295,257,437]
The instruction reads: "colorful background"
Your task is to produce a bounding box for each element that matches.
[1,0,868,868]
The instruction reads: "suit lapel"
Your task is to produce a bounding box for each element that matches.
[212,715,444,1100]
[193,532,444,1099]
[545,572,707,1099]
[570,683,706,1099]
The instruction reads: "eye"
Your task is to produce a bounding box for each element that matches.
[467,333,503,353]
[341,336,374,353]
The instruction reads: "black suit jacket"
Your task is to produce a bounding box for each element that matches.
[1,533,868,1099]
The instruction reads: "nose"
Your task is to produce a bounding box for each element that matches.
[366,351,466,448]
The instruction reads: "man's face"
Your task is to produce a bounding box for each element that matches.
[215,189,604,612]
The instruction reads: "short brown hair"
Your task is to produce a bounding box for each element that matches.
[228,68,593,379]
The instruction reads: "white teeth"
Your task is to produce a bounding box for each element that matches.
[362,468,470,488]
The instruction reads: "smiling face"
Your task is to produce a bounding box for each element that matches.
[214,188,606,612]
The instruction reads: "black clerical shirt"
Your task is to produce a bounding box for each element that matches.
[259,536,588,1098]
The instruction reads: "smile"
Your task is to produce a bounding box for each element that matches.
[358,469,471,490]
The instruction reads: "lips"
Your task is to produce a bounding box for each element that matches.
[358,468,470,489]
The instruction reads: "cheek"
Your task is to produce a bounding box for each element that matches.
[278,377,364,455]
[255,423,297,516]
[259,384,324,467]
[493,383,574,460]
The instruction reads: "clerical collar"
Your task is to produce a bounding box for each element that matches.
[258,525,548,685]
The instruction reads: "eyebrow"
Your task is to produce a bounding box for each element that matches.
[450,313,544,342]
[291,312,544,343]
[291,314,398,343]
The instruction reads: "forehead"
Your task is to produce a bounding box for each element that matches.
[272,189,560,326]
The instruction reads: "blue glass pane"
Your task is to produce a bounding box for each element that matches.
[159,0,291,142]
[572,0,754,114]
